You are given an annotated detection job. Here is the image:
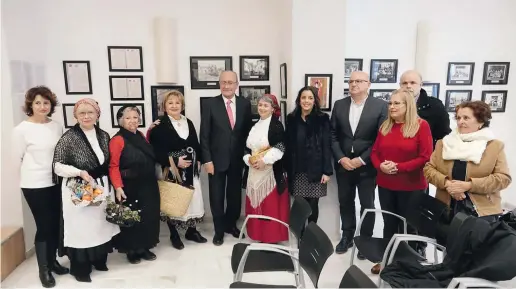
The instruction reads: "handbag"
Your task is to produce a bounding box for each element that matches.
[158,156,194,217]
[248,146,271,164]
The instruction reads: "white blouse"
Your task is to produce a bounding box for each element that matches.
[169,115,189,140]
[243,115,283,166]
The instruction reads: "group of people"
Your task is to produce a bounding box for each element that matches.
[14,68,512,287]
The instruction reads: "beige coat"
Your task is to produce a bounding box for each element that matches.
[424,139,511,216]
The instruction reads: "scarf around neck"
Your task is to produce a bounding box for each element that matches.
[442,127,495,164]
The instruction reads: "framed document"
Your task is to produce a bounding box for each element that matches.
[62,61,93,94]
[190,56,233,89]
[109,75,144,101]
[107,46,143,72]
[150,85,185,121]
[110,103,146,128]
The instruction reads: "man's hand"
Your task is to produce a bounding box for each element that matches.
[351,157,364,169]
[340,157,355,171]
[204,162,214,175]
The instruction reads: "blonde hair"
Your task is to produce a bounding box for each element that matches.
[162,90,185,114]
[379,88,420,138]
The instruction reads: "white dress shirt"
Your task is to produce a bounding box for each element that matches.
[344,96,367,165]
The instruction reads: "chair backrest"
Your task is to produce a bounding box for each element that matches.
[339,265,377,288]
[289,196,312,240]
[298,222,334,288]
[406,191,448,240]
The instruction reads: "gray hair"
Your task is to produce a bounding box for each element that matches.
[258,94,278,109]
[117,106,141,126]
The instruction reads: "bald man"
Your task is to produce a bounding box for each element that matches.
[331,71,388,255]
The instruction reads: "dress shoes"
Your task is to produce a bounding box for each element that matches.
[93,263,109,271]
[371,263,381,274]
[357,251,366,260]
[185,228,208,243]
[213,233,224,246]
[335,237,353,254]
[225,227,244,238]
[127,251,141,264]
[140,249,157,261]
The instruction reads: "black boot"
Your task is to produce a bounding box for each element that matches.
[35,242,56,288]
[46,243,69,275]
[185,227,208,243]
[167,222,184,250]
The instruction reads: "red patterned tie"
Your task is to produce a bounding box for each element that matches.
[226,100,235,129]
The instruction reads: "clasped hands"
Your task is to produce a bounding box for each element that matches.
[340,157,364,171]
[445,180,472,201]
[249,156,266,170]
[379,160,398,175]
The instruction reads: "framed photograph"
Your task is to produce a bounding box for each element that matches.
[421,82,440,98]
[110,103,146,128]
[370,89,394,102]
[447,62,475,85]
[62,61,92,94]
[344,88,350,98]
[280,63,287,98]
[190,56,233,89]
[482,62,510,85]
[240,55,269,81]
[107,46,143,72]
[445,90,472,112]
[200,96,212,117]
[239,85,271,120]
[109,75,144,101]
[305,74,333,111]
[280,101,287,125]
[345,58,363,80]
[62,103,99,128]
[150,85,185,121]
[370,59,398,83]
[481,90,507,113]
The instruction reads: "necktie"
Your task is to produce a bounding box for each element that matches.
[226,100,235,129]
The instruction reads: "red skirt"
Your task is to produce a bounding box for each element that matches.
[245,185,290,243]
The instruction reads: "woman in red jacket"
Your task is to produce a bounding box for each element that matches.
[370,88,433,274]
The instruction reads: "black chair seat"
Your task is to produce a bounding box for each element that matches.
[229,281,296,288]
[353,236,426,263]
[231,243,295,274]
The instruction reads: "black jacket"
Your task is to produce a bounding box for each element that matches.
[417,89,451,147]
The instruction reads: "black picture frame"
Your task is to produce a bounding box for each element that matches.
[190,56,233,89]
[280,63,287,98]
[304,74,333,111]
[107,46,143,72]
[369,89,395,102]
[370,59,398,83]
[200,96,212,117]
[280,100,287,125]
[239,85,271,120]
[62,60,93,95]
[482,62,510,85]
[447,62,475,85]
[344,88,350,98]
[109,75,144,101]
[481,90,507,113]
[239,55,270,81]
[62,103,99,128]
[421,82,441,98]
[445,90,473,112]
[345,58,363,80]
[110,103,146,128]
[150,85,185,121]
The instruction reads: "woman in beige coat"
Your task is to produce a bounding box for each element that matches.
[424,101,511,221]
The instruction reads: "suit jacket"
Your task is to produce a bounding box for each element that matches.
[330,96,388,174]
[417,88,451,147]
[200,94,253,172]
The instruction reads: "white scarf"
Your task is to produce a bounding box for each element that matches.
[442,128,495,164]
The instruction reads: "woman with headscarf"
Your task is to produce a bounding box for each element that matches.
[52,98,120,283]
[243,94,288,243]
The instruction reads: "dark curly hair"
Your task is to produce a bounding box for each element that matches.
[293,86,322,115]
[455,100,492,128]
[23,86,59,117]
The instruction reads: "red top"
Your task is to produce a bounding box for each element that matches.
[371,119,433,191]
[108,135,125,189]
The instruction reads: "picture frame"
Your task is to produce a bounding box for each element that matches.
[107,46,143,72]
[239,55,270,81]
[239,85,271,120]
[190,56,233,89]
[62,60,93,95]
[370,59,398,83]
[305,74,333,111]
[345,58,363,80]
[109,75,144,101]
[445,90,473,112]
[447,62,475,85]
[421,82,440,98]
[150,85,185,121]
[200,96,212,117]
[482,62,510,85]
[280,63,287,98]
[343,88,350,98]
[110,103,146,128]
[481,90,507,113]
[280,100,287,125]
[369,89,394,102]
[62,103,99,128]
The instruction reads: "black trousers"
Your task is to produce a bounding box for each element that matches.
[70,254,107,277]
[303,197,319,223]
[336,170,376,238]
[209,162,243,235]
[22,185,62,260]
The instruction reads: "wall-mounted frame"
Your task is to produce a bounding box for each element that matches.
[190,56,233,89]
[369,89,395,102]
[107,46,143,72]
[63,61,93,95]
[421,82,440,98]
[239,55,270,81]
[370,59,398,83]
[239,85,271,120]
[345,58,363,80]
[150,85,185,121]
[200,96,212,117]
[109,75,144,101]
[280,63,287,98]
[447,62,475,85]
[482,62,510,85]
[110,103,146,128]
[481,90,507,113]
[305,74,333,111]
[62,103,99,128]
[280,100,287,125]
[343,88,350,98]
[445,90,472,112]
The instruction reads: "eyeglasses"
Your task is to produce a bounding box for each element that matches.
[348,79,369,84]
[219,81,237,86]
[388,101,406,107]
[77,111,96,117]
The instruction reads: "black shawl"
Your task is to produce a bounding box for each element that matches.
[116,127,156,161]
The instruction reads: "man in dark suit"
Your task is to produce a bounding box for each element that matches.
[200,70,253,246]
[331,71,388,255]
